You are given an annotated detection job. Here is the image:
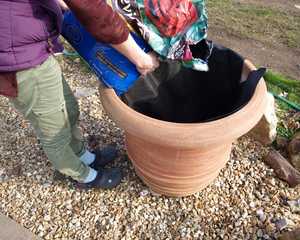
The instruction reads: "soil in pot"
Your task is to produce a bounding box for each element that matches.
[121,44,266,123]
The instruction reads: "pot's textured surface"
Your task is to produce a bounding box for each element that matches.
[126,133,232,196]
[100,60,268,196]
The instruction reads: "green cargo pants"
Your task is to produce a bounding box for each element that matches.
[10,56,90,182]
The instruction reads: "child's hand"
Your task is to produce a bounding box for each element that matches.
[112,35,159,75]
[136,52,160,76]
[58,0,69,11]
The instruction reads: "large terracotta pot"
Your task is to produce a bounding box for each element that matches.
[99,60,268,197]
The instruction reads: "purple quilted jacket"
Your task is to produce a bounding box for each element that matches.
[0,0,63,72]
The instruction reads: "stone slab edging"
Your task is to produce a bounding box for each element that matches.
[0,213,40,240]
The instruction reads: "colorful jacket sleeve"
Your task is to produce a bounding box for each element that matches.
[64,0,129,44]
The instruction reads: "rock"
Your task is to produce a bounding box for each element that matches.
[275,218,288,231]
[74,58,81,63]
[0,168,6,182]
[140,189,149,197]
[263,234,270,240]
[74,87,97,99]
[264,150,300,187]
[257,229,264,238]
[288,132,300,171]
[265,220,276,233]
[256,209,266,222]
[287,199,300,213]
[278,228,300,240]
[249,93,278,145]
[249,202,256,208]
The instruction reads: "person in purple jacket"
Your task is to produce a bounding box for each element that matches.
[0,0,159,189]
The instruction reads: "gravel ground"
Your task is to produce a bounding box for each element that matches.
[0,56,299,240]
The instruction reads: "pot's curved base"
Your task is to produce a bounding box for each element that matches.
[126,133,232,197]
[135,168,220,197]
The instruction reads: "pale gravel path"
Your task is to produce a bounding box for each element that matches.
[0,56,299,240]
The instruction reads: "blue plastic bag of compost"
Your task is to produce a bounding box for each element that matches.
[61,11,151,95]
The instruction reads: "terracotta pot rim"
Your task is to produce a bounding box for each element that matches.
[100,59,268,146]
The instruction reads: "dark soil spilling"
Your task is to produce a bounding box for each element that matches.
[121,45,265,123]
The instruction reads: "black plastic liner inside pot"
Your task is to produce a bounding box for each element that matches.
[121,44,265,123]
